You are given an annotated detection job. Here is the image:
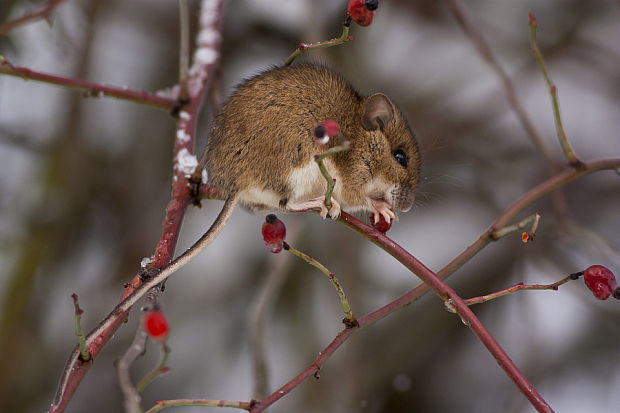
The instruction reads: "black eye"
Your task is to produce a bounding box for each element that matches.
[393,149,408,168]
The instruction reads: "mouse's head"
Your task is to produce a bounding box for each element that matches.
[352,93,420,213]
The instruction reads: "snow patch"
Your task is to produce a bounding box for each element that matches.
[175,148,198,176]
[194,47,219,66]
[176,129,191,143]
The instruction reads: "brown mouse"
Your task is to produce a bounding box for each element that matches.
[206,63,420,223]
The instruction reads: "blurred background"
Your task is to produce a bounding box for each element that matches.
[1,0,619,412]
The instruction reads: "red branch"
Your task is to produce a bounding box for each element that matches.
[48,1,225,412]
[0,0,68,37]
[0,59,176,111]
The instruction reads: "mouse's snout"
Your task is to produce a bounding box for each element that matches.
[389,184,415,212]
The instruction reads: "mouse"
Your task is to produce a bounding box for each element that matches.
[205,63,420,223]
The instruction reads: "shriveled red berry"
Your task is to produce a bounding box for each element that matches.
[144,309,169,342]
[370,213,392,233]
[583,265,618,300]
[262,214,286,253]
[322,119,339,138]
[348,0,374,27]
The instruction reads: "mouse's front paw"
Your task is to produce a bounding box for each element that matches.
[369,199,397,224]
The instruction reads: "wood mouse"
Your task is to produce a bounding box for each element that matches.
[205,63,420,223]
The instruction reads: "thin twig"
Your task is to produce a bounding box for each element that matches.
[117,327,147,413]
[528,12,581,166]
[178,0,190,101]
[284,242,356,326]
[491,211,540,240]
[284,20,352,66]
[145,399,252,413]
[0,57,176,111]
[70,294,90,362]
[0,0,68,37]
[315,141,351,210]
[444,0,559,167]
[446,273,580,311]
[136,343,170,392]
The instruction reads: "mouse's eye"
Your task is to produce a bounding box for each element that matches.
[393,149,408,168]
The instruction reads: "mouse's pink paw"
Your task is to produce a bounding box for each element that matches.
[287,196,341,220]
[368,199,397,224]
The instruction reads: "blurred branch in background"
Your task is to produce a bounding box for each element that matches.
[0,57,176,110]
[0,0,68,37]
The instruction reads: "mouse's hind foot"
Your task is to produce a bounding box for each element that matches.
[286,196,341,220]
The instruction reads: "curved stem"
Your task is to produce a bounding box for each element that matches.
[528,12,580,166]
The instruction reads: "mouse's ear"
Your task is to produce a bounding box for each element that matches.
[362,93,394,131]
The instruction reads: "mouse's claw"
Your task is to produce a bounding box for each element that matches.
[286,196,341,220]
[369,199,397,224]
[315,196,341,220]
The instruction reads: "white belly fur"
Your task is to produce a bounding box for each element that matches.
[237,160,346,210]
[288,159,343,203]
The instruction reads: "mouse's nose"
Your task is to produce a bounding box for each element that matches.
[390,186,415,212]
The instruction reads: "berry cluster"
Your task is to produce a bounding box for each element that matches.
[347,0,379,27]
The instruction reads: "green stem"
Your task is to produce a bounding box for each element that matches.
[314,141,351,210]
[136,343,170,392]
[71,294,90,362]
[284,23,352,66]
[284,243,356,326]
[528,13,581,166]
[491,211,540,240]
[145,399,251,413]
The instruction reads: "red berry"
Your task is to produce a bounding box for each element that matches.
[262,214,286,253]
[348,0,374,27]
[370,213,391,233]
[144,309,169,342]
[322,120,339,138]
[583,265,618,300]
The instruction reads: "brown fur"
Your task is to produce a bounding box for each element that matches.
[206,64,420,213]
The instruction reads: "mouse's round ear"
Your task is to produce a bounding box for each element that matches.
[362,93,394,131]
